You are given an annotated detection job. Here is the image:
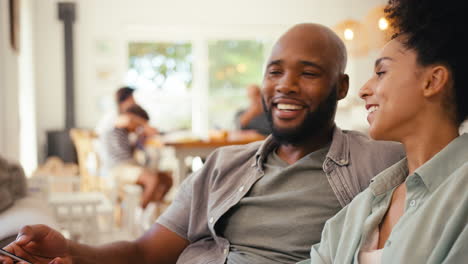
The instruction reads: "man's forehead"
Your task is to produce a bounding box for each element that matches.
[267,38,330,67]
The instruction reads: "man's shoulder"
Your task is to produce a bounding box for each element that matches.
[343,129,403,152]
[342,129,405,168]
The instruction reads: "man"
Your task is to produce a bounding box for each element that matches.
[235,84,271,135]
[1,23,404,264]
[102,104,172,208]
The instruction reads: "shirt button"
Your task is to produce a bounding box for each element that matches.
[238,185,245,192]
[223,248,228,254]
[386,240,392,247]
[410,200,417,207]
[209,217,214,224]
[340,159,346,164]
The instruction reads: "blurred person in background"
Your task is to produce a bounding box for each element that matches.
[102,104,172,208]
[235,84,271,135]
[95,86,136,137]
[95,86,137,179]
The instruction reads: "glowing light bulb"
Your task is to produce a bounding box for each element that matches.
[378,17,389,30]
[344,28,354,40]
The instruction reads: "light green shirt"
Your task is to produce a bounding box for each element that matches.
[300,133,468,264]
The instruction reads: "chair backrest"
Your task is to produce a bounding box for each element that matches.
[69,129,102,191]
[49,193,100,244]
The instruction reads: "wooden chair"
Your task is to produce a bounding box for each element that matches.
[69,128,103,192]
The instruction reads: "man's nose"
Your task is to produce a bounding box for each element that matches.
[275,73,299,94]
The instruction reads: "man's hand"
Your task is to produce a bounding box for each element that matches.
[1,224,188,264]
[0,225,72,264]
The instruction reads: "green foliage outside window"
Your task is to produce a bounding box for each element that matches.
[208,40,269,129]
[128,42,193,90]
[208,40,265,91]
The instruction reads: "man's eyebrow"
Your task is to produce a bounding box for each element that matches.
[266,59,325,71]
[300,60,324,71]
[375,57,393,68]
[266,60,282,68]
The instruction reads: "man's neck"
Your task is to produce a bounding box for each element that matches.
[276,125,334,165]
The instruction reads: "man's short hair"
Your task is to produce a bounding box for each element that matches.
[125,104,150,121]
[116,86,135,104]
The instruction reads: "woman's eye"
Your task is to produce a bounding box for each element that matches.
[375,71,385,78]
[376,71,386,77]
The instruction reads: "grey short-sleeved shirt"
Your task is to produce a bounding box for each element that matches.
[156,127,405,264]
[217,145,341,263]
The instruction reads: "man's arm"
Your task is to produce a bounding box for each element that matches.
[70,223,188,264]
[1,224,189,264]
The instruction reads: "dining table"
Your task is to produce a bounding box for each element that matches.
[162,130,266,183]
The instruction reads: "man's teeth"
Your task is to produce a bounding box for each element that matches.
[277,103,303,111]
[368,105,379,113]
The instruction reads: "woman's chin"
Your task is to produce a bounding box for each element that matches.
[369,126,387,141]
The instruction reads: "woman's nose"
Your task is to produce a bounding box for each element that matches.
[359,78,373,100]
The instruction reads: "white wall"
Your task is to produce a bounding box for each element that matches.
[0,0,21,161]
[19,0,38,175]
[32,0,387,161]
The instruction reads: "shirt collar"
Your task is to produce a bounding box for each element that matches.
[326,126,350,166]
[254,135,279,170]
[369,133,468,196]
[414,133,468,193]
[254,125,349,169]
[369,158,408,196]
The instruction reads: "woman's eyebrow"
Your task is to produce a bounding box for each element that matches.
[374,57,393,68]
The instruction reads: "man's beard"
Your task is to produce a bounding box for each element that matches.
[263,88,338,145]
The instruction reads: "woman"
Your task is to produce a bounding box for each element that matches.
[300,0,467,263]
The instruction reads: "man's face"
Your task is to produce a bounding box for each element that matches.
[262,29,345,144]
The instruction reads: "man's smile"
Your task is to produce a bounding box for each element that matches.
[271,98,307,120]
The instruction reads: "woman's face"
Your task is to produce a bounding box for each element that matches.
[359,37,428,141]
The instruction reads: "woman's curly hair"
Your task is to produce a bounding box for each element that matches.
[385,0,467,124]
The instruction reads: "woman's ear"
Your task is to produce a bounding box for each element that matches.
[423,65,451,98]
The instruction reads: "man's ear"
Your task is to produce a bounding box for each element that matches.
[423,65,451,98]
[337,74,349,100]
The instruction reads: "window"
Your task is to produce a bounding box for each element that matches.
[126,42,193,131]
[124,27,275,135]
[208,40,270,129]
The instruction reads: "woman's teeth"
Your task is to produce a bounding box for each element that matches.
[367,105,379,113]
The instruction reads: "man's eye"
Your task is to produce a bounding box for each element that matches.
[302,72,319,77]
[269,70,282,75]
